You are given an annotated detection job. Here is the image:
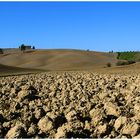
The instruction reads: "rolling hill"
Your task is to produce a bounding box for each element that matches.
[0,49,118,71]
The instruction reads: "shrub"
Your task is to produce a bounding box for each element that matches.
[106,62,111,67]
[127,60,136,64]
[137,58,140,62]
[116,60,136,66]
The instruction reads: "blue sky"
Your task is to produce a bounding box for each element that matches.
[0,2,140,52]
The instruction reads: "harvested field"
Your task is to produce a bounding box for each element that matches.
[0,64,43,77]
[0,49,117,70]
[0,71,140,138]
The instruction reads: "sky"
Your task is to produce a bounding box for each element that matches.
[0,2,140,52]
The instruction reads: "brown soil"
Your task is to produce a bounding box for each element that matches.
[0,64,43,76]
[0,71,140,138]
[0,49,117,71]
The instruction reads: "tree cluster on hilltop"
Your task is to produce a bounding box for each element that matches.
[19,44,35,52]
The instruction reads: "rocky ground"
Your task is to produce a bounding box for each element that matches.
[0,71,140,138]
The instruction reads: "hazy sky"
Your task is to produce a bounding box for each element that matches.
[0,2,140,52]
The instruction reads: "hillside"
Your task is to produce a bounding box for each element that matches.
[0,64,41,76]
[0,49,118,71]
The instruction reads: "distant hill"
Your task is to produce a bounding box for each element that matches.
[0,49,118,71]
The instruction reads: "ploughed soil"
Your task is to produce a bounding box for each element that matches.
[1,71,140,138]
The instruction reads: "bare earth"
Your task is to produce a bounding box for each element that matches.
[1,50,140,138]
[0,49,117,71]
[0,71,140,138]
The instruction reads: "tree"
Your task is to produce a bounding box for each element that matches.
[20,44,26,52]
[32,46,35,49]
[0,48,3,54]
[109,50,113,53]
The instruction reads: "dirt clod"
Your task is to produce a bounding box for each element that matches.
[38,116,53,133]
[6,124,26,138]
